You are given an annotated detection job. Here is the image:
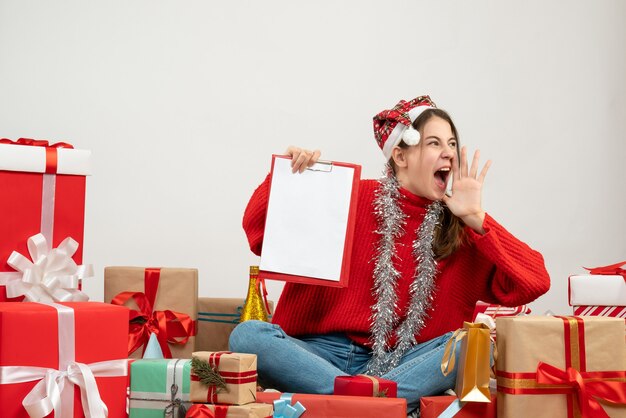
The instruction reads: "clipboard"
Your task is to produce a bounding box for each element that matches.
[259,155,361,287]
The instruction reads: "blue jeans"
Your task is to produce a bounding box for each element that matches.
[229,320,459,412]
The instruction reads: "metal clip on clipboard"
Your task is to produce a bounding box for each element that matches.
[306,160,333,172]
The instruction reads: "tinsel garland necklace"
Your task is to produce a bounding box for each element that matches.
[366,164,443,376]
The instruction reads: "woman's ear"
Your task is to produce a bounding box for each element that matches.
[391,147,408,168]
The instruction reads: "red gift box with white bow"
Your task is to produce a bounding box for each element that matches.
[0,138,91,302]
[0,302,129,417]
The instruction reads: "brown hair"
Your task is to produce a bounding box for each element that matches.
[390,108,466,259]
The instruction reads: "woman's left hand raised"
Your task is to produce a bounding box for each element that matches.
[442,146,491,234]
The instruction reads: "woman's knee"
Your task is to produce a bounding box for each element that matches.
[228,320,276,352]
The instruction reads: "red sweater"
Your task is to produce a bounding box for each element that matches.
[243,176,550,347]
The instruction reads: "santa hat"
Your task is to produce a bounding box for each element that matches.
[373,95,436,160]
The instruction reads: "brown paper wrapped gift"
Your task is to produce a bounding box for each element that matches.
[196,298,274,352]
[186,403,273,418]
[104,266,198,358]
[191,351,257,405]
[496,316,626,418]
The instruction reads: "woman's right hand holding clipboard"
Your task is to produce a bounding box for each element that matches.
[285,146,321,173]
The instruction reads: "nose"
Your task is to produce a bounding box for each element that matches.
[441,143,455,160]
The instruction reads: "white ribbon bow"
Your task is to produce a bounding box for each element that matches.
[0,360,128,418]
[3,233,92,302]
[474,313,496,330]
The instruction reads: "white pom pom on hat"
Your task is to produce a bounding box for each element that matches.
[401,126,420,145]
[372,95,436,160]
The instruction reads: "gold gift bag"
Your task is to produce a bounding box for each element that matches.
[441,321,492,402]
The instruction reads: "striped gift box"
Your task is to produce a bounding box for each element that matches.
[472,301,531,340]
[190,351,257,406]
[573,306,626,334]
[573,305,626,319]
[473,301,531,319]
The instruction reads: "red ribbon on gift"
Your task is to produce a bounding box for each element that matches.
[111,268,195,358]
[0,137,74,149]
[584,261,626,281]
[1,137,74,174]
[186,404,229,418]
[497,316,626,418]
[536,362,626,418]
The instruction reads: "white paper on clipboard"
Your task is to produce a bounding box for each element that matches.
[259,156,359,284]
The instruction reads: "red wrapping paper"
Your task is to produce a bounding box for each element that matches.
[0,302,129,417]
[333,375,397,397]
[420,394,497,418]
[256,391,407,418]
[0,140,87,302]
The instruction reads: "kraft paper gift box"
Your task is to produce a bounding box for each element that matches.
[0,302,129,417]
[420,394,497,418]
[185,403,273,418]
[105,266,198,359]
[496,316,626,418]
[190,351,257,405]
[129,358,191,417]
[256,391,407,418]
[196,298,274,352]
[333,374,397,398]
[0,138,91,302]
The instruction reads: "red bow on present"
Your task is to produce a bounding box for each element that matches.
[112,291,195,358]
[536,362,626,418]
[0,137,74,149]
[584,261,626,280]
[1,137,74,174]
[111,268,195,358]
[186,404,229,418]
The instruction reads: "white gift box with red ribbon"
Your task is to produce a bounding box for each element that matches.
[568,275,626,306]
[568,261,626,307]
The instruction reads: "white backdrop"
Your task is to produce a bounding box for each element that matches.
[1,1,624,316]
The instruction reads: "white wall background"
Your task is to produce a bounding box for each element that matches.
[1,1,624,316]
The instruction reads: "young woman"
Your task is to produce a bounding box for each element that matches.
[230,95,550,413]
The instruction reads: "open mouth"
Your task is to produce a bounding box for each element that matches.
[434,167,450,190]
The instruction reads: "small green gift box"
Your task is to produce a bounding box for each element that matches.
[129,358,191,418]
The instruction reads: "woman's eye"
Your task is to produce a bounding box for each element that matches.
[449,141,457,148]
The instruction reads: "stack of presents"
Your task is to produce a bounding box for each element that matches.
[0,138,625,417]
